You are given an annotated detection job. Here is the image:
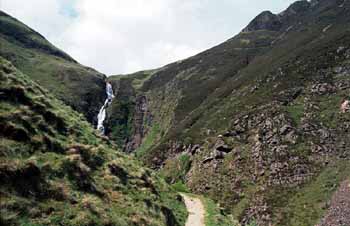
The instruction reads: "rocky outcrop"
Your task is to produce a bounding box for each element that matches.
[186,54,350,223]
[311,83,336,95]
[202,136,233,163]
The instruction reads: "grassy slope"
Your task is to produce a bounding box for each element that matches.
[107,0,350,225]
[108,29,280,156]
[108,0,349,160]
[0,57,187,226]
[108,1,327,157]
[187,14,350,226]
[0,11,106,124]
[186,9,350,223]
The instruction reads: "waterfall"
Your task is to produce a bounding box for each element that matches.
[97,82,114,134]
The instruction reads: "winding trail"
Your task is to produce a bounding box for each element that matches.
[181,194,205,226]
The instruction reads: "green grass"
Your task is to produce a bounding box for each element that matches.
[245,220,258,226]
[160,153,192,184]
[106,100,135,147]
[110,69,157,92]
[202,196,238,226]
[136,123,161,157]
[284,103,304,125]
[315,94,349,129]
[131,70,156,90]
[171,181,190,193]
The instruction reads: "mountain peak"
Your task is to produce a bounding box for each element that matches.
[242,1,314,32]
[242,10,282,32]
[279,0,311,17]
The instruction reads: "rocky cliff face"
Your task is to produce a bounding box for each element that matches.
[124,95,152,152]
[106,0,350,225]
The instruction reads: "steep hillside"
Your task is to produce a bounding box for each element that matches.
[107,0,350,225]
[0,57,187,226]
[0,11,105,124]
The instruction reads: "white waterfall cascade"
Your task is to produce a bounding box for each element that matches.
[97,82,115,134]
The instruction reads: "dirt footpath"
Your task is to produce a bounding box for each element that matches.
[181,194,205,226]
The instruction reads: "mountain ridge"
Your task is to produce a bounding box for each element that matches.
[0,11,76,62]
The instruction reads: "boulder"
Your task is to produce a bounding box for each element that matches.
[280,124,292,135]
[341,100,350,113]
[285,130,298,144]
[214,137,233,153]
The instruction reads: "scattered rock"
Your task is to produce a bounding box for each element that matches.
[280,124,292,135]
[189,144,201,155]
[214,138,232,153]
[202,157,214,164]
[311,83,335,95]
[337,46,345,54]
[340,100,350,113]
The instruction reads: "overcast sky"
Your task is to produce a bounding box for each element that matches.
[2,0,296,75]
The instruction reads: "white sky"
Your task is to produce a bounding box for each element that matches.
[1,0,296,75]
